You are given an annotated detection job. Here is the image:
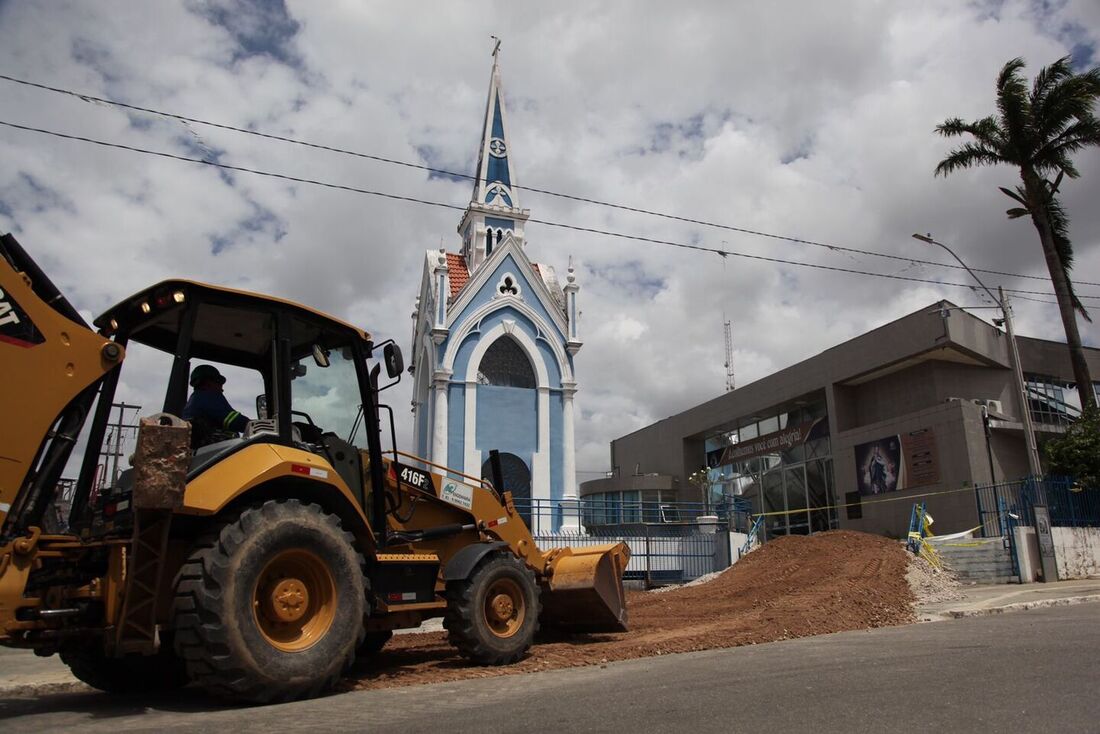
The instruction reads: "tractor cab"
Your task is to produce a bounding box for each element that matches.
[70,280,402,532]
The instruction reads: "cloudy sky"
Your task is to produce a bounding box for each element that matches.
[2,0,1098,479]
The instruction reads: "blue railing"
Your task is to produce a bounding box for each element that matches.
[495,498,733,586]
[506,496,753,534]
[975,477,1099,535]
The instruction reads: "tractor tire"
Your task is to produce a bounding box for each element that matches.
[443,553,540,665]
[172,499,366,703]
[60,643,187,694]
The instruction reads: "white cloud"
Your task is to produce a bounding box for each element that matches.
[1,0,1097,477]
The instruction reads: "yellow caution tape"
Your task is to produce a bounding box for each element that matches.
[748,484,979,520]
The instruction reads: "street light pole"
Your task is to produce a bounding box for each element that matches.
[912,234,1042,478]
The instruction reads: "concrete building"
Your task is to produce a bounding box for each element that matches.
[584,302,1100,539]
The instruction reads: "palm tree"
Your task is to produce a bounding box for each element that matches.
[935,56,1100,411]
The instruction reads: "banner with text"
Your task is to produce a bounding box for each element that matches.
[706,417,825,468]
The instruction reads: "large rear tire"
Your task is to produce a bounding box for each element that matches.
[444,553,540,665]
[60,644,187,694]
[172,499,365,703]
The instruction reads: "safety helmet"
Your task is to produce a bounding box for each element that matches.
[189,364,226,387]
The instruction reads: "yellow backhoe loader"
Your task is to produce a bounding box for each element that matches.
[0,232,628,703]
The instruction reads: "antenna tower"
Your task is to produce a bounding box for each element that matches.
[723,319,735,392]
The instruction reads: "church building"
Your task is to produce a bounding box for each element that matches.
[409,51,582,532]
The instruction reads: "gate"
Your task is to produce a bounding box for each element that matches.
[974,477,1098,581]
[975,477,1090,535]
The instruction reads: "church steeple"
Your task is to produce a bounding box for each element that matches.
[459,40,529,273]
[410,46,582,532]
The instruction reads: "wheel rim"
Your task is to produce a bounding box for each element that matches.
[483,577,525,638]
[253,549,337,652]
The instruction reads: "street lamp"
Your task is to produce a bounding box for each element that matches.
[912,233,1042,478]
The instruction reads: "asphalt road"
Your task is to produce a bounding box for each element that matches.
[1,604,1098,733]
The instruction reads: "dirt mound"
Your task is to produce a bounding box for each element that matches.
[345,530,914,692]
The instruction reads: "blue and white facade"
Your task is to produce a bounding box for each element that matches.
[410,52,582,532]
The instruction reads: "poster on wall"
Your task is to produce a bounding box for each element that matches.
[854,427,940,495]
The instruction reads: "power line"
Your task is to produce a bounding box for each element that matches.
[0,119,465,213]
[3,72,1098,290]
[2,117,1097,303]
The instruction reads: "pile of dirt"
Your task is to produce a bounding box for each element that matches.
[344,530,915,692]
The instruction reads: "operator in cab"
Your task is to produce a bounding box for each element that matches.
[183,364,251,448]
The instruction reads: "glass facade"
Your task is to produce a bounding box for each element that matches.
[1025,374,1098,426]
[703,396,838,538]
[581,490,679,526]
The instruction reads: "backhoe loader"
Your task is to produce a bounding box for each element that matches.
[0,232,628,703]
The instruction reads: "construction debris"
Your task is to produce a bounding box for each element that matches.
[907,553,964,605]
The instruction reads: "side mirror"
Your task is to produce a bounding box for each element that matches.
[312,343,330,368]
[256,394,268,420]
[383,343,404,379]
[291,362,307,379]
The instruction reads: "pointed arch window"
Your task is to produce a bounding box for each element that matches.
[476,336,536,388]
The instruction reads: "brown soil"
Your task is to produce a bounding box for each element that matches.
[343,530,914,692]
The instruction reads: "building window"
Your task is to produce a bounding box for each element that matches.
[1025,374,1084,426]
[476,336,536,388]
[496,272,521,297]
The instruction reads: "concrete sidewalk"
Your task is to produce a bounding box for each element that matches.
[917,578,1100,621]
[0,646,82,695]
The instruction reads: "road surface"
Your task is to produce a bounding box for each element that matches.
[1,604,1097,733]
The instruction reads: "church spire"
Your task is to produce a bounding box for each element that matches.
[472,38,519,210]
[459,40,528,273]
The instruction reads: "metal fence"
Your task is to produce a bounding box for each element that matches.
[975,477,1100,537]
[532,529,724,585]
[511,497,753,536]
[509,498,731,585]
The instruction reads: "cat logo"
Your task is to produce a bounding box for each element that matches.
[0,287,20,326]
[0,287,45,348]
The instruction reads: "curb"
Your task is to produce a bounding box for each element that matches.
[0,680,89,698]
[943,593,1100,619]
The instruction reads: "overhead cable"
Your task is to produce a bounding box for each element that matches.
[1,117,1096,303]
[3,73,1097,289]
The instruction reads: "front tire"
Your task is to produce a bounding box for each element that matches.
[172,499,365,703]
[444,553,540,665]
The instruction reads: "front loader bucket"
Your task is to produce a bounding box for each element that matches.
[540,542,630,633]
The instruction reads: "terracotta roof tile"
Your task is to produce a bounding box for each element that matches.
[446,252,469,299]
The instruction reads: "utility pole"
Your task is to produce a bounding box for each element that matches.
[999,287,1042,477]
[723,319,735,392]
